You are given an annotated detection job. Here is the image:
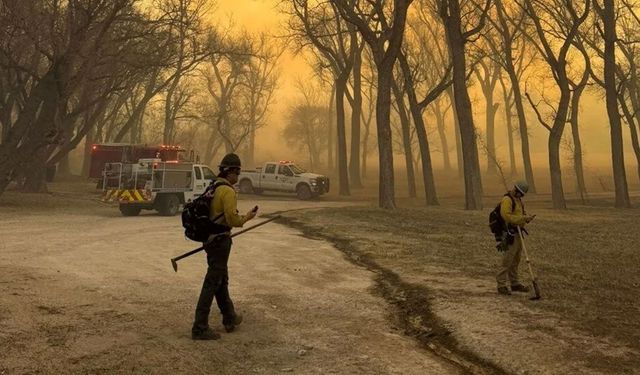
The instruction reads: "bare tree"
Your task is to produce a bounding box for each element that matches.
[201,37,251,163]
[520,0,591,209]
[438,0,491,210]
[331,0,414,209]
[497,74,518,176]
[567,42,590,200]
[487,0,538,192]
[428,95,453,172]
[391,79,417,198]
[157,0,211,145]
[473,59,501,174]
[287,0,358,196]
[590,0,632,207]
[283,103,330,170]
[242,33,281,166]
[359,51,377,180]
[0,0,164,194]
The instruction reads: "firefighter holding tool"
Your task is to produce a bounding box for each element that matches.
[191,153,257,340]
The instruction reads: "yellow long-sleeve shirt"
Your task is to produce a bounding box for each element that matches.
[500,194,527,227]
[210,178,249,228]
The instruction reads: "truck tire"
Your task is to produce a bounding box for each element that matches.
[157,194,180,216]
[296,184,312,200]
[119,204,141,216]
[239,179,254,194]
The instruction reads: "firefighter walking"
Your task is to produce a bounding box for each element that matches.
[496,180,536,295]
[192,153,257,340]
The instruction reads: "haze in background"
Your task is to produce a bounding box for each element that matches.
[213,0,638,182]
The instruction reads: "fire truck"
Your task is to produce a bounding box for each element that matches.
[89,143,188,180]
[101,159,217,216]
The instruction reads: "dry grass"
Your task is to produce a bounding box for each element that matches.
[282,198,640,372]
[0,182,114,215]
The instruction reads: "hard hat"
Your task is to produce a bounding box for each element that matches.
[514,180,529,195]
[219,153,241,168]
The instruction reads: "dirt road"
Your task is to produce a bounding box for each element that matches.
[0,198,462,374]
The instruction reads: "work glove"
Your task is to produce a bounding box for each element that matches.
[244,209,257,221]
[496,240,508,253]
[496,234,509,252]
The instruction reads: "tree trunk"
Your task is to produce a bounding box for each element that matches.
[628,120,640,184]
[501,87,517,176]
[335,77,351,196]
[0,65,65,197]
[486,101,499,174]
[447,87,464,178]
[392,81,416,198]
[328,85,335,172]
[603,0,631,207]
[248,122,256,167]
[164,84,178,144]
[506,64,536,193]
[548,88,571,209]
[475,63,500,174]
[434,101,452,172]
[621,91,640,184]
[361,123,370,180]
[21,150,49,193]
[114,96,152,142]
[569,85,587,202]
[444,0,483,210]
[81,127,94,178]
[349,47,363,188]
[375,67,396,209]
[397,54,439,205]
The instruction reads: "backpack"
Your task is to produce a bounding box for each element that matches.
[181,180,232,242]
[488,194,523,241]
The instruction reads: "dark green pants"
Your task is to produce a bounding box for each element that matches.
[192,236,237,334]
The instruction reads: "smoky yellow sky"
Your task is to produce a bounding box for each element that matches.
[212,0,317,161]
[210,0,637,184]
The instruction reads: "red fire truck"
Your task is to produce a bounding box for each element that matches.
[89,143,188,180]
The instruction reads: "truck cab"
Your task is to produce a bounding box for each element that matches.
[238,161,329,200]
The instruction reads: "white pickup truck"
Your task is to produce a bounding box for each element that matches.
[238,161,330,200]
[102,159,217,216]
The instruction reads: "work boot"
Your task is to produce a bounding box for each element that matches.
[224,314,243,333]
[511,284,530,293]
[192,328,221,340]
[497,286,511,295]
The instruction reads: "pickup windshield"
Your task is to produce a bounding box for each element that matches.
[289,164,305,174]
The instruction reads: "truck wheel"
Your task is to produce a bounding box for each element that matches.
[119,204,141,216]
[157,194,180,216]
[296,184,312,200]
[239,179,254,194]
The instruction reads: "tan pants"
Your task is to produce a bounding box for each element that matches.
[496,234,523,287]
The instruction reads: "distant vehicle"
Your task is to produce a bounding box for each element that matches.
[238,161,330,200]
[102,159,216,216]
[89,143,188,180]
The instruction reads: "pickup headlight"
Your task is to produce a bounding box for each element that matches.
[310,179,317,185]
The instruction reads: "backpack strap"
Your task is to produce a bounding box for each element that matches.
[504,193,516,213]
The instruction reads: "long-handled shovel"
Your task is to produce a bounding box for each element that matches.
[171,215,281,272]
[517,226,542,300]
